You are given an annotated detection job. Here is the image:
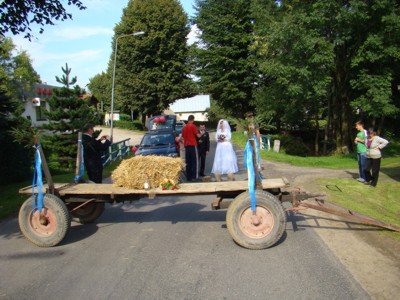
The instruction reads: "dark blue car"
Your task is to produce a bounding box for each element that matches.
[135,130,179,157]
[175,121,185,135]
[147,115,176,132]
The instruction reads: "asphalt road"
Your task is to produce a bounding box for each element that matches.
[0,132,369,299]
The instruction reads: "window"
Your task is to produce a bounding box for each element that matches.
[35,101,47,121]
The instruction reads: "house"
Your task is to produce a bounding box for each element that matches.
[21,83,57,127]
[167,95,210,122]
[22,84,100,127]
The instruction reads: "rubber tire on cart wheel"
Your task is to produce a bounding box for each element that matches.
[226,190,286,250]
[18,194,70,247]
[69,202,105,224]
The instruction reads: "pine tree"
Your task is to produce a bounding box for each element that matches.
[42,64,98,169]
[56,63,77,89]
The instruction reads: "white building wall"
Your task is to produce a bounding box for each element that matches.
[176,112,208,122]
[22,101,51,127]
[168,95,211,122]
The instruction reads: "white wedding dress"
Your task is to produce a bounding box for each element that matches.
[211,120,238,174]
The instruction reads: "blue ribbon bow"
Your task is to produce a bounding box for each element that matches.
[32,145,43,212]
[73,139,85,182]
[244,134,263,212]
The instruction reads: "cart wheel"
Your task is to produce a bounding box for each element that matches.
[69,202,105,224]
[18,194,70,247]
[226,190,286,250]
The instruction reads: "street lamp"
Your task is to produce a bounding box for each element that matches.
[110,31,145,142]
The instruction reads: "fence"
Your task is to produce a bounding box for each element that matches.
[102,138,131,166]
[261,135,271,151]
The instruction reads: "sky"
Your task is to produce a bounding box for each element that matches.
[7,0,197,89]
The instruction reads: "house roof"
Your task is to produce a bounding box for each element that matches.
[169,95,210,113]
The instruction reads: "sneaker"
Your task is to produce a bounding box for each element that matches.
[364,181,370,185]
[357,178,366,182]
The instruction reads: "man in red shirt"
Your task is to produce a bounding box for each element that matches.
[182,115,204,182]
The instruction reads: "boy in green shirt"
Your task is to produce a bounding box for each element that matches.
[354,121,367,182]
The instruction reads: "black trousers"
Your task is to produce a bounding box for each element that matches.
[185,146,198,181]
[364,157,381,187]
[85,159,103,183]
[198,150,206,176]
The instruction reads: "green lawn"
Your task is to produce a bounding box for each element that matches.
[231,132,399,169]
[317,177,400,239]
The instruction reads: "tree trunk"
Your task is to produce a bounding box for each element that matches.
[314,110,319,155]
[323,91,333,155]
[332,43,352,153]
[141,114,147,127]
[377,116,385,135]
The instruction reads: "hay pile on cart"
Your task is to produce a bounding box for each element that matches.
[112,155,185,189]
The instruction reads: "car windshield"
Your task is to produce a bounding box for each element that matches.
[148,115,176,131]
[141,133,175,146]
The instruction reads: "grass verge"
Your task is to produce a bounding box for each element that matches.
[316,177,400,239]
[231,132,399,169]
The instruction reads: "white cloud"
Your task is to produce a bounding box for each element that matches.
[43,49,103,62]
[51,26,113,40]
[187,24,200,45]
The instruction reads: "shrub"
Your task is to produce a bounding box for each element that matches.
[119,114,131,122]
[114,120,145,131]
[277,134,310,157]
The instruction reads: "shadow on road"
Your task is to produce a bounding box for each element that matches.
[98,202,226,224]
[288,211,385,232]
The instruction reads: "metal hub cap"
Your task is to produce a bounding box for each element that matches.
[239,206,275,239]
[29,208,57,237]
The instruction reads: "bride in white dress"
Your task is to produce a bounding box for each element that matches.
[211,119,238,181]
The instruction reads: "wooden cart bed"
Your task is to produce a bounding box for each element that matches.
[19,177,289,197]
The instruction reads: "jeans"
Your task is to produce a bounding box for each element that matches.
[364,157,381,187]
[357,152,366,180]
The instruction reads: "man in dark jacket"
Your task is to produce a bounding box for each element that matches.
[82,123,111,183]
[197,124,210,177]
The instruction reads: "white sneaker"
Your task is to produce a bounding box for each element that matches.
[357,178,366,182]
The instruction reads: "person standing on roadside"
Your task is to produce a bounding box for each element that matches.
[82,123,111,183]
[354,121,367,183]
[182,115,204,182]
[211,119,238,181]
[364,128,389,187]
[197,124,210,177]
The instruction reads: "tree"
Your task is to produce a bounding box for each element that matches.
[253,1,333,153]
[56,63,77,89]
[192,0,257,117]
[42,64,98,169]
[0,37,38,183]
[348,1,400,132]
[0,0,86,40]
[0,37,40,115]
[251,0,400,153]
[88,71,111,112]
[110,0,194,120]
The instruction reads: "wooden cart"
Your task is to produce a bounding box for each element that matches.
[18,134,400,249]
[19,178,290,249]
